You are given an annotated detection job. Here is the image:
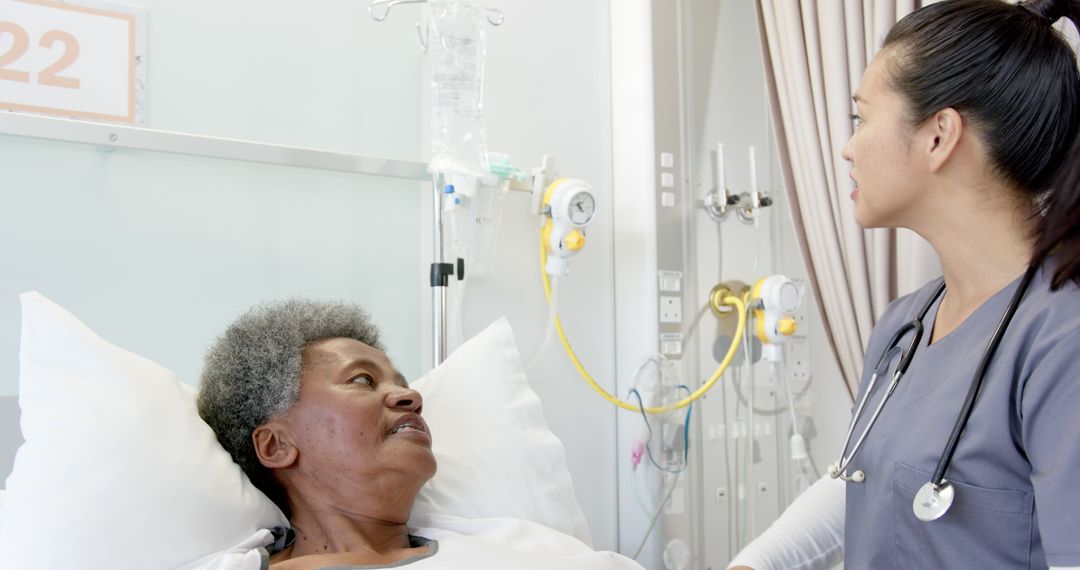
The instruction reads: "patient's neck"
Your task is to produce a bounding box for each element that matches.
[271,488,424,565]
[282,511,413,560]
[270,512,424,568]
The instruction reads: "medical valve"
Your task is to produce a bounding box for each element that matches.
[777,316,798,336]
[751,275,802,362]
[542,178,596,276]
[563,229,586,252]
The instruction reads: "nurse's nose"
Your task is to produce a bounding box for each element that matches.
[841,136,854,162]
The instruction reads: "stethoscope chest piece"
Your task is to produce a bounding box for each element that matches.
[913,481,954,522]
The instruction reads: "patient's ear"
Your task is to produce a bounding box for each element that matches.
[253,421,299,469]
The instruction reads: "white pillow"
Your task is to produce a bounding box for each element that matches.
[0,292,288,570]
[410,318,592,546]
[0,294,591,569]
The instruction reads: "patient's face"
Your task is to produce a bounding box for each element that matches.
[279,337,436,510]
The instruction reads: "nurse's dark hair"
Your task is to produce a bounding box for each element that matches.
[883,0,1080,288]
[197,298,383,518]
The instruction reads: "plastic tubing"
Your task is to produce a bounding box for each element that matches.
[526,276,560,370]
[537,229,746,414]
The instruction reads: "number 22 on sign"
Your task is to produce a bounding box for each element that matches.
[0,0,136,123]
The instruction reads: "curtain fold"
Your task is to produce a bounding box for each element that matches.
[756,0,941,399]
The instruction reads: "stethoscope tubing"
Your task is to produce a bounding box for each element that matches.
[832,265,1037,494]
[835,346,903,478]
[833,291,938,480]
[928,264,1039,488]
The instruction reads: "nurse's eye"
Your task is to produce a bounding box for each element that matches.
[350,373,374,387]
[849,114,862,129]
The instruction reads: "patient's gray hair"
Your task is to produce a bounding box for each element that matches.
[197,299,383,511]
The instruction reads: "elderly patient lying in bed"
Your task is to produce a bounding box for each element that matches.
[197,300,642,569]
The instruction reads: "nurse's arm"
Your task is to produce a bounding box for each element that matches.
[726,473,845,570]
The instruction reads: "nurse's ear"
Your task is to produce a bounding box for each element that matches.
[925,107,964,173]
[253,420,299,469]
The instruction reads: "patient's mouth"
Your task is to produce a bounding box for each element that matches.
[387,414,431,445]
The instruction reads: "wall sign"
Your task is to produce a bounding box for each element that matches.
[0,0,145,124]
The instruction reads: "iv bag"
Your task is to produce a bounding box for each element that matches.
[428,1,489,177]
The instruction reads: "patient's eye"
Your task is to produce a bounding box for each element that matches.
[350,373,374,387]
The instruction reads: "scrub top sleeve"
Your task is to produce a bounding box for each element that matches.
[1020,325,1080,567]
[727,474,845,570]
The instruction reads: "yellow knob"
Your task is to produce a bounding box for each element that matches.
[778,317,798,336]
[564,230,586,252]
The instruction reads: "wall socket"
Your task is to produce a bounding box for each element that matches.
[660,295,683,323]
[786,338,810,385]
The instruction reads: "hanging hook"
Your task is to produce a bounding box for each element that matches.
[371,0,502,52]
[484,8,504,26]
[416,21,429,52]
[369,0,427,22]
[370,0,504,27]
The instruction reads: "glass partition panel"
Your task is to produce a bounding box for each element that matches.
[0,133,423,396]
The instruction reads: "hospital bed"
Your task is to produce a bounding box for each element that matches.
[0,293,639,569]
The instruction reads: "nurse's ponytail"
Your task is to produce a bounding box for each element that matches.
[1034,138,1080,289]
[1027,0,1080,289]
[883,0,1080,288]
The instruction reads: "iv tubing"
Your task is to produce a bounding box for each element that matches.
[538,230,746,413]
[526,277,560,370]
[632,470,682,560]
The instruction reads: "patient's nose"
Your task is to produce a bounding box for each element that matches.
[386,387,423,412]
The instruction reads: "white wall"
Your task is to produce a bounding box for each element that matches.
[681,1,850,566]
[2,0,426,482]
[610,0,662,563]
[1,0,427,391]
[416,0,621,553]
[611,1,852,567]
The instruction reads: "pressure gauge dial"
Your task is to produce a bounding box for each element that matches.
[542,177,596,276]
[568,190,596,226]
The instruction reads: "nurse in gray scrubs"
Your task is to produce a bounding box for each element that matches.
[730,0,1080,568]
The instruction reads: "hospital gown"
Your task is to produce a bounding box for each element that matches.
[185,514,646,570]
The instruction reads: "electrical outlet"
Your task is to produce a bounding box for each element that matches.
[787,339,810,385]
[659,295,683,323]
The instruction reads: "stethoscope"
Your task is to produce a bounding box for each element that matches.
[828,264,1038,522]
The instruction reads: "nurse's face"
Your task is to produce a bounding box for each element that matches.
[841,51,924,228]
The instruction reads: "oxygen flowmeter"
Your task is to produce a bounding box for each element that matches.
[542,178,596,276]
[751,275,802,362]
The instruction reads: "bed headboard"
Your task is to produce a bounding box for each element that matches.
[0,396,21,489]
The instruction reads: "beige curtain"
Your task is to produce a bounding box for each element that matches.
[755,0,942,400]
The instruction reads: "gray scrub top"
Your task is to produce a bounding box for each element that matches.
[844,262,1080,569]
